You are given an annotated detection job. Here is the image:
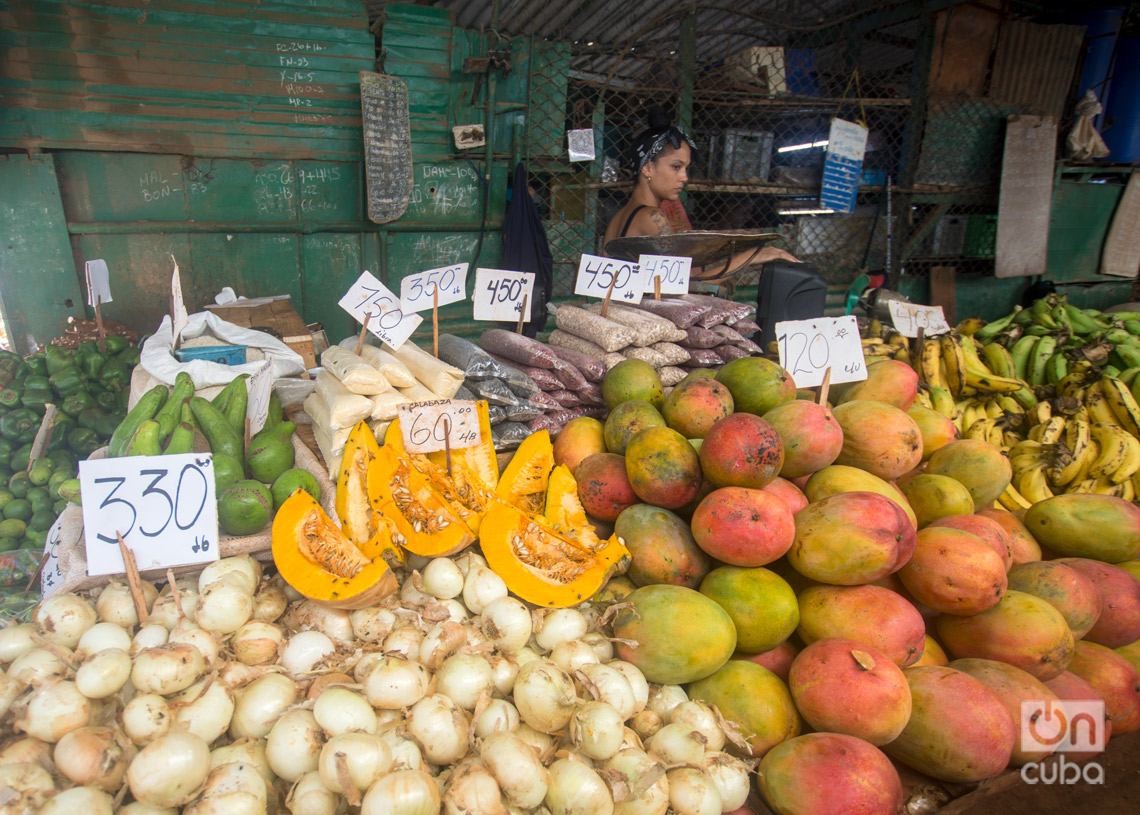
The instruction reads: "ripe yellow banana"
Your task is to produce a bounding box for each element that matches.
[913,390,933,410]
[940,334,966,396]
[1110,431,1140,484]
[965,367,1028,394]
[1089,422,1132,479]
[1121,478,1135,502]
[1090,476,1123,497]
[1099,376,1140,437]
[980,342,1019,380]
[929,386,958,419]
[1016,461,1055,503]
[1085,382,1126,428]
[1028,401,1053,426]
[997,395,1024,415]
[997,482,1034,511]
[1038,416,1067,445]
[984,399,1004,420]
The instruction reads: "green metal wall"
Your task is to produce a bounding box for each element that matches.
[0,1,531,352]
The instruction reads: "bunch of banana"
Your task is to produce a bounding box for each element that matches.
[860,317,910,365]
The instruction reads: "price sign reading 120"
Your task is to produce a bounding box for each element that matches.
[339,270,423,351]
[397,400,481,455]
[774,315,868,388]
[400,263,468,313]
[473,268,535,322]
[575,253,643,303]
[78,453,219,576]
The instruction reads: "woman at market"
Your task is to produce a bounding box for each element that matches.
[604,107,800,282]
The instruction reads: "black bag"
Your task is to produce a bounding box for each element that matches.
[500,163,554,337]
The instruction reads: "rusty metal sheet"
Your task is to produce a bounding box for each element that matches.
[990,20,1085,120]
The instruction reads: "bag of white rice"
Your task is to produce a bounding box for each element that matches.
[370,389,409,422]
[313,372,373,429]
[321,345,392,394]
[338,338,417,388]
[392,342,465,397]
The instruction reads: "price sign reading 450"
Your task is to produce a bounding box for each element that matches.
[400,263,468,313]
[575,253,644,303]
[887,300,951,339]
[78,453,219,576]
[774,315,868,389]
[473,269,535,322]
[639,254,691,296]
[339,270,423,351]
[397,400,481,455]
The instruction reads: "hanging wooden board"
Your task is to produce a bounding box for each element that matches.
[995,114,1057,279]
[360,71,413,224]
[1100,171,1140,278]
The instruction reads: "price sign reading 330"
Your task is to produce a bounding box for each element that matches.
[339,270,423,350]
[576,253,644,303]
[78,453,219,576]
[775,315,868,388]
[397,400,481,455]
[473,269,535,321]
[401,263,468,313]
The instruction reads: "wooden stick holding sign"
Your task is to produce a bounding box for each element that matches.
[26,551,51,592]
[355,312,372,356]
[599,274,620,319]
[94,297,106,353]
[443,417,452,479]
[433,285,439,358]
[817,367,832,407]
[654,275,662,301]
[116,532,149,625]
[516,294,529,334]
[26,405,57,472]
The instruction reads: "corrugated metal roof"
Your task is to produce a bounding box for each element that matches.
[989,19,1085,119]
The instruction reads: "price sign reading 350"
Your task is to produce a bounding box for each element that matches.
[473,269,535,322]
[78,453,219,576]
[401,263,468,313]
[775,315,868,388]
[339,270,423,350]
[576,253,643,303]
[397,400,481,455]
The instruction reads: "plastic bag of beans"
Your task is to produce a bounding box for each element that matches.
[546,343,606,382]
[628,297,710,329]
[480,329,563,370]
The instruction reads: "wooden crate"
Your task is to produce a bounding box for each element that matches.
[205,297,318,370]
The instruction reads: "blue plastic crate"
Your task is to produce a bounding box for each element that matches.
[174,345,247,365]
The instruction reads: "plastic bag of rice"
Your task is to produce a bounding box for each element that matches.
[550,329,609,360]
[546,343,606,382]
[338,338,416,388]
[551,305,634,352]
[370,389,409,422]
[651,342,691,365]
[392,341,465,397]
[624,345,669,368]
[321,345,392,395]
[313,372,374,428]
[603,353,627,370]
[658,366,688,386]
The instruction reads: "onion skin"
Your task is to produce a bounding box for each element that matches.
[53,726,131,791]
[127,729,211,808]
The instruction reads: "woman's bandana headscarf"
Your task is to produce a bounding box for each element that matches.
[632,126,698,172]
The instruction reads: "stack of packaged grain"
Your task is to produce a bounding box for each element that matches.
[477,329,608,434]
[304,339,465,476]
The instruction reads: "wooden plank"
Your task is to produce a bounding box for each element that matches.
[1100,171,1140,278]
[995,114,1057,279]
[929,266,957,325]
[928,2,1002,96]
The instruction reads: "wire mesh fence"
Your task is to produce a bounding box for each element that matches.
[511,1,1060,304]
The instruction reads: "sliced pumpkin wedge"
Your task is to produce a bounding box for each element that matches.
[544,463,614,553]
[369,445,475,557]
[479,501,631,608]
[336,421,405,569]
[428,400,499,489]
[497,429,554,514]
[271,489,398,610]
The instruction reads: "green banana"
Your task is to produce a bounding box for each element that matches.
[1108,311,1140,323]
[1117,367,1140,388]
[153,372,195,443]
[1124,321,1140,336]
[1064,303,1106,335]
[1028,335,1057,387]
[1013,308,1036,327]
[1116,342,1140,370]
[189,396,244,460]
[1051,303,1074,332]
[1009,335,1040,383]
[125,420,162,457]
[980,342,1018,380]
[1104,365,1123,379]
[974,307,1023,343]
[1102,328,1135,347]
[107,385,168,458]
[1011,387,1039,410]
[1024,324,1051,337]
[1045,351,1069,385]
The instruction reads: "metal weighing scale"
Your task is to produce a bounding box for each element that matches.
[603,229,782,287]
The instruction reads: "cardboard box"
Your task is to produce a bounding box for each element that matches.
[205,296,318,369]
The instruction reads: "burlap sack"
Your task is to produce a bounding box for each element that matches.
[52,435,335,596]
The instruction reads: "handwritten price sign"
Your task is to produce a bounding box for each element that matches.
[639,254,691,296]
[401,263,468,313]
[397,400,481,454]
[887,301,951,338]
[775,315,868,388]
[40,513,65,597]
[575,253,644,303]
[339,270,423,351]
[78,453,219,576]
[473,269,535,322]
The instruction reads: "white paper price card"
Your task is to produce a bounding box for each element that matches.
[397,399,480,454]
[575,253,644,304]
[888,300,952,338]
[85,259,113,307]
[78,453,219,576]
[171,256,189,346]
[401,263,468,313]
[339,270,423,351]
[473,268,535,321]
[246,362,274,436]
[40,513,66,598]
[775,315,868,388]
[639,254,691,296]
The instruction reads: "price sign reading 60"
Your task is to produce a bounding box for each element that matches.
[397,400,481,454]
[78,453,219,576]
[774,315,868,388]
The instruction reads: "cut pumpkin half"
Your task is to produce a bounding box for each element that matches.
[479,501,631,608]
[336,421,405,569]
[271,489,398,610]
[497,430,554,514]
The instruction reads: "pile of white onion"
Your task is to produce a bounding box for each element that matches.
[0,551,753,815]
